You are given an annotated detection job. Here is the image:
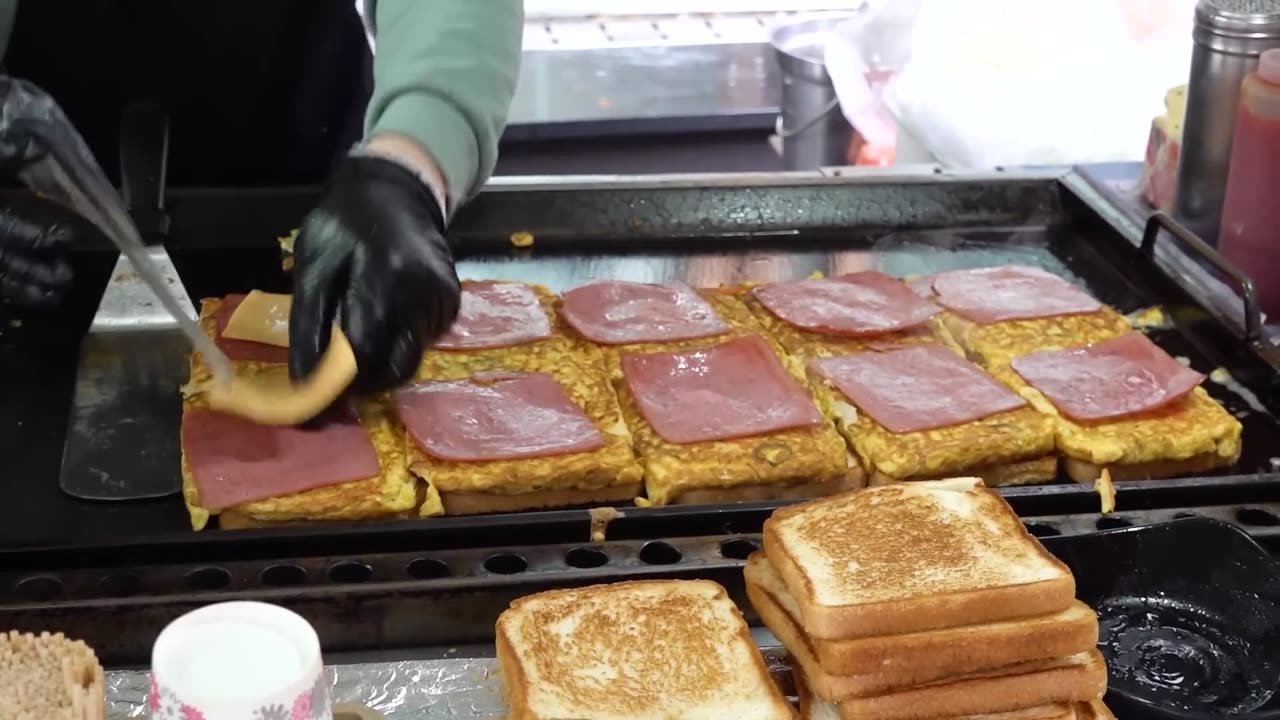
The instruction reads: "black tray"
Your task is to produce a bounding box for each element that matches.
[1052,517,1280,719]
[2,169,1280,555]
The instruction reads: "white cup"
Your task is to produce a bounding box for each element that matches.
[149,601,331,720]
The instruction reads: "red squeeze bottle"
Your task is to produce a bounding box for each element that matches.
[1219,49,1280,320]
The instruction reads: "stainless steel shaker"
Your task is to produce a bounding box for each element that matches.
[1175,0,1280,238]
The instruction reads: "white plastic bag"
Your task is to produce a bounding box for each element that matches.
[826,0,1194,168]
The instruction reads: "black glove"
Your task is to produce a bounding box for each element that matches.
[0,77,74,307]
[289,154,461,393]
[0,208,72,306]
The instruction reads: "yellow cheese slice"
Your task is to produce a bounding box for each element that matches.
[222,290,292,348]
[203,328,358,426]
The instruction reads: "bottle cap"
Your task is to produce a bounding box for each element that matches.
[1259,48,1280,84]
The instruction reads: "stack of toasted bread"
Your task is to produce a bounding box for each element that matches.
[748,477,1113,720]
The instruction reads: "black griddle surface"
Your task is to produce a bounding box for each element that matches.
[4,218,1280,550]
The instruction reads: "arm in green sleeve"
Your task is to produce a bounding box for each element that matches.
[363,0,523,207]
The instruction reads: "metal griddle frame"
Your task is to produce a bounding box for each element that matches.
[2,166,1279,665]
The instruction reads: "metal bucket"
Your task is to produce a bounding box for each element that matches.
[771,15,858,171]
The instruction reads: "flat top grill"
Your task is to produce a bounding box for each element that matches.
[1,168,1277,558]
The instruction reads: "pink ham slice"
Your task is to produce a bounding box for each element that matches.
[394,371,605,461]
[907,274,938,299]
[621,334,825,444]
[435,280,553,350]
[1010,332,1205,421]
[931,266,1102,324]
[215,294,290,364]
[182,406,381,510]
[560,280,729,345]
[753,271,940,336]
[811,344,1027,433]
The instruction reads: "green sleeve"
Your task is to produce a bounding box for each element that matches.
[363,0,523,206]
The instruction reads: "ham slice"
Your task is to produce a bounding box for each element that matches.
[1011,332,1205,421]
[394,372,605,462]
[435,280,553,350]
[931,266,1102,324]
[560,280,729,345]
[215,294,290,364]
[811,344,1026,433]
[753,271,940,336]
[907,274,938,299]
[621,335,825,444]
[182,406,380,510]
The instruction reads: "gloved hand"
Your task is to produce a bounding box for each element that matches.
[0,208,72,306]
[0,76,74,307]
[288,154,461,393]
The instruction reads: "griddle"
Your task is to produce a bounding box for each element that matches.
[1,168,1278,578]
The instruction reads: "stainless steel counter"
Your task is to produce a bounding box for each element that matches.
[506,13,818,139]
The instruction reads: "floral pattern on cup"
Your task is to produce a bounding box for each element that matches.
[148,674,206,720]
[148,671,331,720]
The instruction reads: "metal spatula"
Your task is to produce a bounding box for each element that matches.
[10,90,233,500]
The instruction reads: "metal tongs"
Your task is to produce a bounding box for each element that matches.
[9,86,233,382]
[2,81,233,499]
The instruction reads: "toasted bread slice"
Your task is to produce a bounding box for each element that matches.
[866,455,1058,488]
[794,666,1084,720]
[1071,700,1114,720]
[745,553,1099,691]
[496,580,796,720]
[763,478,1075,639]
[406,343,643,515]
[990,365,1242,481]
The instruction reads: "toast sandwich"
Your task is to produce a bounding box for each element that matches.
[402,345,643,515]
[804,344,1057,487]
[496,579,796,720]
[180,367,420,530]
[614,333,860,506]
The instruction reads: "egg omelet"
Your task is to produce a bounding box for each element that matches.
[940,307,1134,368]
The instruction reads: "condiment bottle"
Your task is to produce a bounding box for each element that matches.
[1175,0,1280,237]
[1219,49,1280,319]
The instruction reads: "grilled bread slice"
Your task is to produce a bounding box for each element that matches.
[745,553,1099,693]
[763,478,1075,639]
[794,664,1096,720]
[793,651,1106,720]
[496,579,796,720]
